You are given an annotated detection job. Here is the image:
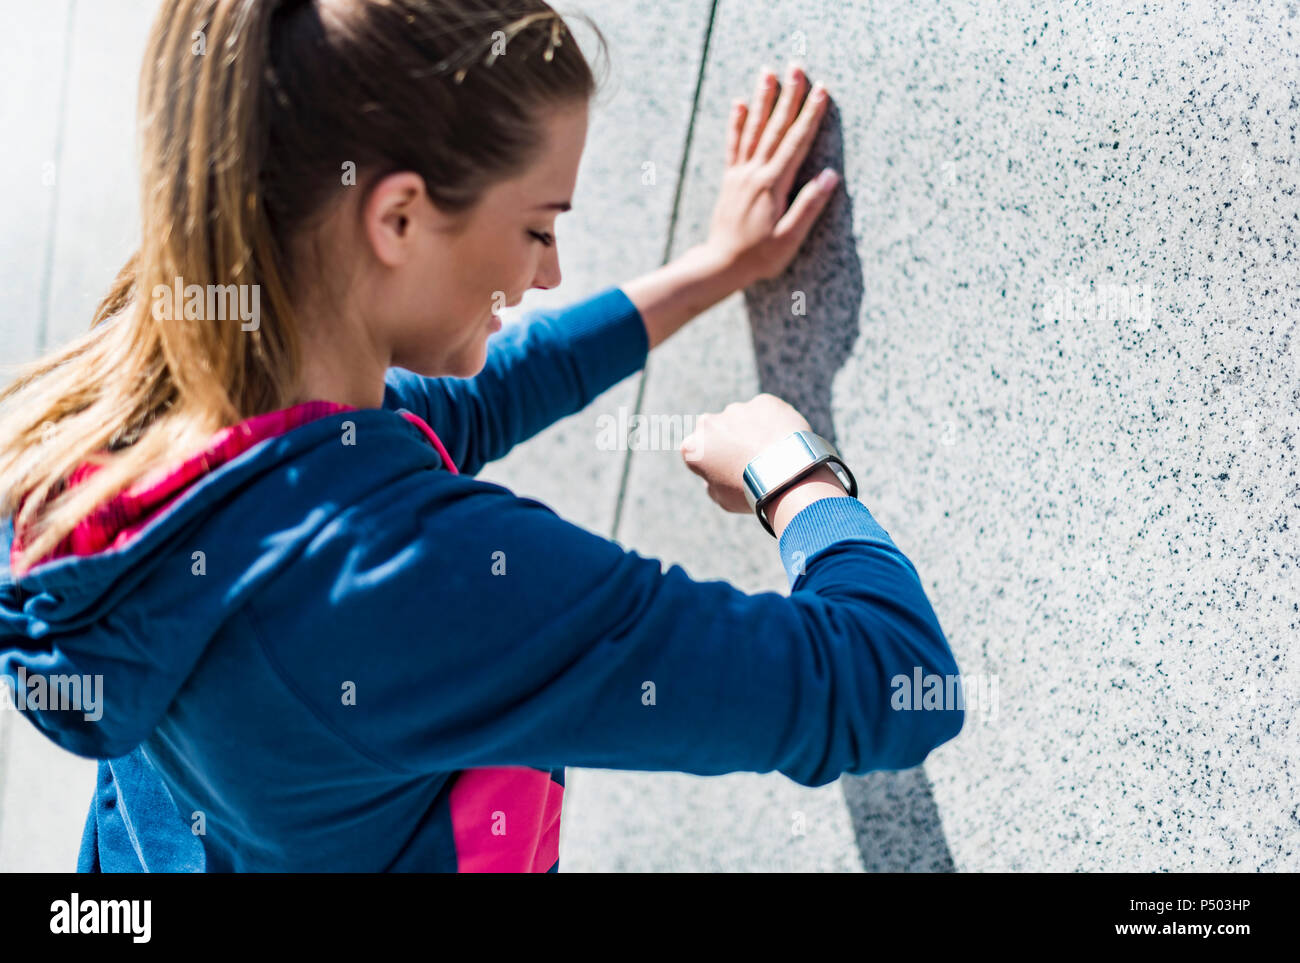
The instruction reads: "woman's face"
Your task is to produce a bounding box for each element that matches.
[383,99,589,379]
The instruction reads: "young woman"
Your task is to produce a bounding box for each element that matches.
[0,0,962,872]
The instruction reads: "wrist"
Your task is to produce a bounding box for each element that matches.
[624,244,747,351]
[766,465,851,540]
[688,241,754,291]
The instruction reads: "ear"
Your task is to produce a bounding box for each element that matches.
[361,171,427,268]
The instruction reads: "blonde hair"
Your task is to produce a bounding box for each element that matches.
[0,0,606,576]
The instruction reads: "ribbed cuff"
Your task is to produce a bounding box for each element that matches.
[777,496,897,590]
[545,286,650,405]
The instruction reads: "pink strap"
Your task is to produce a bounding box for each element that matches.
[398,411,460,475]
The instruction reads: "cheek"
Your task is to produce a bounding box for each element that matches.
[499,233,541,291]
[444,225,535,318]
[469,242,522,313]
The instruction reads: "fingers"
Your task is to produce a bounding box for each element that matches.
[737,68,779,163]
[754,64,809,162]
[771,167,839,249]
[769,80,831,197]
[725,99,748,166]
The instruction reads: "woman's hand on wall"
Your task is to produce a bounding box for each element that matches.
[622,64,840,350]
[703,63,840,286]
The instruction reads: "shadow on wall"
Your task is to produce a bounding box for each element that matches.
[742,101,957,872]
[744,99,864,440]
[843,769,956,872]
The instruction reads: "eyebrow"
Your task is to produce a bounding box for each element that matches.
[533,201,573,212]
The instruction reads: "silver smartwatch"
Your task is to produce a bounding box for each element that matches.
[742,430,858,537]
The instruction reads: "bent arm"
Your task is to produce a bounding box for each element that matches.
[383,285,648,476]
[256,475,965,787]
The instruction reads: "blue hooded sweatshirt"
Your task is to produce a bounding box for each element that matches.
[0,284,963,872]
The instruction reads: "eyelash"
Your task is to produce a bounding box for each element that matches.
[529,230,555,247]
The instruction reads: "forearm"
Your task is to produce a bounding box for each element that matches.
[622,244,748,351]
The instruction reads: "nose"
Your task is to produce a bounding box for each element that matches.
[531,242,562,292]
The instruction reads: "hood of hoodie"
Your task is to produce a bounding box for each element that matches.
[0,399,454,759]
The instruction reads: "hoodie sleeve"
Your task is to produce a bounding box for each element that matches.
[382,286,648,477]
[247,476,964,788]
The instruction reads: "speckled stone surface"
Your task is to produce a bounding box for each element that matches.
[0,0,157,871]
[620,0,1297,870]
[42,1,160,353]
[0,1,71,370]
[842,769,955,872]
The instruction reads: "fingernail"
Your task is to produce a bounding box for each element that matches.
[816,168,840,190]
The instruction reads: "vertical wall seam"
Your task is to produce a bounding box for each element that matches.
[610,0,720,543]
[34,0,77,358]
[0,0,76,866]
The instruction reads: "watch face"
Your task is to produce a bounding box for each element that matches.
[743,431,857,535]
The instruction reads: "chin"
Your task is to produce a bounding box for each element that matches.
[451,361,487,379]
[449,346,490,379]
[396,343,487,379]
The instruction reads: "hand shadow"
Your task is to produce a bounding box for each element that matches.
[742,97,863,443]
